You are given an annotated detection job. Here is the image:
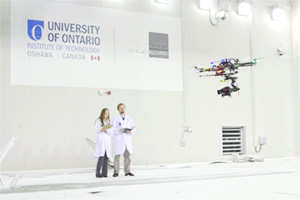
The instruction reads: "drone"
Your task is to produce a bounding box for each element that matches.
[195,58,258,97]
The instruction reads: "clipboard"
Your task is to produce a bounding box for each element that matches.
[123,126,136,132]
[100,124,113,132]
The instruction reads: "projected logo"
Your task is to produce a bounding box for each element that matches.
[27,19,44,41]
[149,32,169,59]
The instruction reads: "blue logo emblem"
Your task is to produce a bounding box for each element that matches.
[28,19,44,41]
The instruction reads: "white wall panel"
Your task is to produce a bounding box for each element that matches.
[0,0,298,171]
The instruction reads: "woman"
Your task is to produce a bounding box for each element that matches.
[94,108,113,178]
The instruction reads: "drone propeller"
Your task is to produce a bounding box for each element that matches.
[199,74,217,77]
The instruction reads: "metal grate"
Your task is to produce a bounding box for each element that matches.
[222,127,244,156]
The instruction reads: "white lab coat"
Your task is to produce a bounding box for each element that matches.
[112,114,136,156]
[94,119,113,158]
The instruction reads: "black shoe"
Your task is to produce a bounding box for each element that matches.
[113,173,118,177]
[125,172,134,176]
[96,174,103,178]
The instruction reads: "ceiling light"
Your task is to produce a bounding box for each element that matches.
[199,0,212,10]
[238,1,251,16]
[272,6,284,21]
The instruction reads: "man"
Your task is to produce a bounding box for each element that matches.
[112,103,136,177]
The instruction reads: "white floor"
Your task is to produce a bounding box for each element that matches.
[0,157,299,200]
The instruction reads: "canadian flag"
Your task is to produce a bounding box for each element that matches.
[98,90,111,96]
[91,55,100,61]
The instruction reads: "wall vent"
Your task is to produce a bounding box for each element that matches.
[222,126,244,156]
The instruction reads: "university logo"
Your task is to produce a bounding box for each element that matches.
[27,19,44,41]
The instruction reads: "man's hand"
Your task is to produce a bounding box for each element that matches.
[125,130,132,134]
[120,128,124,133]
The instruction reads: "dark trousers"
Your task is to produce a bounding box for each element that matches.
[96,152,108,177]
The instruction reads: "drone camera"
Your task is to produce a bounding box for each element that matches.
[217,86,232,97]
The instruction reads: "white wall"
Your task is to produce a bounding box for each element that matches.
[292,0,300,156]
[182,0,297,159]
[246,1,295,157]
[0,0,298,171]
[1,0,186,171]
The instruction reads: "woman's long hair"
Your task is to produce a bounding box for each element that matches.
[98,108,110,126]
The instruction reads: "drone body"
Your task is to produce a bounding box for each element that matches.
[195,58,257,97]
